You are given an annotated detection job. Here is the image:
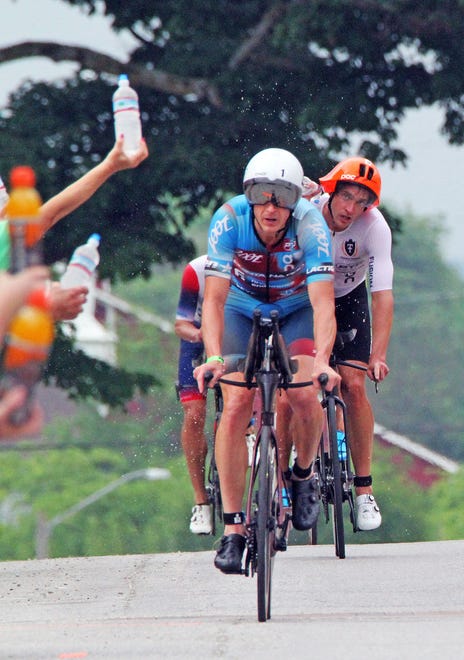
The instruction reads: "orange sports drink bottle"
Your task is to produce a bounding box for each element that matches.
[5,166,44,273]
[0,287,54,426]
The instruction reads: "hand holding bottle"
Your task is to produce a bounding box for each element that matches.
[48,282,88,321]
[104,134,148,172]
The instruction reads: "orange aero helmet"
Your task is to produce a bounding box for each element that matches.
[319,157,381,207]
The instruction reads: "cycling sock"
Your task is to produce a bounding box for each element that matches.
[223,512,245,525]
[354,475,372,488]
[292,461,312,480]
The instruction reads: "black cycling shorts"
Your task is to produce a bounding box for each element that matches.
[335,282,371,364]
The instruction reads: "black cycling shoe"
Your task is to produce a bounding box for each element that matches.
[292,476,320,531]
[214,534,246,574]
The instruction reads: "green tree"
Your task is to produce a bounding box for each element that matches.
[2,0,464,276]
[4,0,463,405]
[371,212,464,460]
[427,470,464,540]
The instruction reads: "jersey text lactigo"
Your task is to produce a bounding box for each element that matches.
[312,195,393,298]
[206,194,333,315]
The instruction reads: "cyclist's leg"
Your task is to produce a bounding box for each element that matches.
[180,394,208,504]
[335,285,381,530]
[286,353,324,467]
[213,380,253,572]
[177,340,210,506]
[213,304,253,573]
[338,362,373,491]
[280,306,324,530]
[280,305,324,470]
[275,391,293,473]
[215,381,254,536]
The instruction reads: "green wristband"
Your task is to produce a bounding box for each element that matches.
[206,355,224,364]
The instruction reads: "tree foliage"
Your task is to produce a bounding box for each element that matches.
[44,325,157,407]
[2,0,464,277]
[1,0,463,405]
[371,212,464,460]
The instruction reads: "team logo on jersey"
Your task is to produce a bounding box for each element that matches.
[282,237,297,251]
[343,239,357,257]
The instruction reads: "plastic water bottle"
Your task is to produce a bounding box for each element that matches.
[5,166,44,272]
[281,487,291,508]
[60,234,101,289]
[112,74,142,155]
[337,430,347,461]
[0,287,54,425]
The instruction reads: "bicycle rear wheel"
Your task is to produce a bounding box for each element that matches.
[256,426,276,622]
[327,395,345,558]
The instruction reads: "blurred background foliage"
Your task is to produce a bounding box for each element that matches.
[0,1,463,557]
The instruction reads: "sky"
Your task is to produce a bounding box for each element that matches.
[1,0,463,272]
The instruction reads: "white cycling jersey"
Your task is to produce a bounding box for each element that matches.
[312,194,394,298]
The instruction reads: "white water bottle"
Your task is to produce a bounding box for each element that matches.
[112,74,142,155]
[60,233,101,289]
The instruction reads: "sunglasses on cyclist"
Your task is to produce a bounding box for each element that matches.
[245,182,300,209]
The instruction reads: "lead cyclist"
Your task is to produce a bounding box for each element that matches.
[194,147,340,574]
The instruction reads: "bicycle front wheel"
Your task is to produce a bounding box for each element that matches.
[256,426,276,622]
[327,395,345,558]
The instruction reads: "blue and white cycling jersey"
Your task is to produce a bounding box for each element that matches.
[206,194,334,315]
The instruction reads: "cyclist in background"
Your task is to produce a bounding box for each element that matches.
[194,148,340,574]
[304,157,393,530]
[174,254,213,535]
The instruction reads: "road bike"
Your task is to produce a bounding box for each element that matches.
[310,330,370,558]
[217,307,303,622]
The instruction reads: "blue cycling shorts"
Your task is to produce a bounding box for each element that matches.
[176,340,206,402]
[222,299,316,358]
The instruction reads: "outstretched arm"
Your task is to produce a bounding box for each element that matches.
[40,136,149,233]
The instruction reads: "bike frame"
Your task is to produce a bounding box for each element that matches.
[218,308,296,622]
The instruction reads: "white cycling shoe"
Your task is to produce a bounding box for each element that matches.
[355,494,382,531]
[189,504,213,534]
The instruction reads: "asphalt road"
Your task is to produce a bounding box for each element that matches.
[1,540,463,659]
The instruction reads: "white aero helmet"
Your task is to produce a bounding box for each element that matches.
[243,148,304,210]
